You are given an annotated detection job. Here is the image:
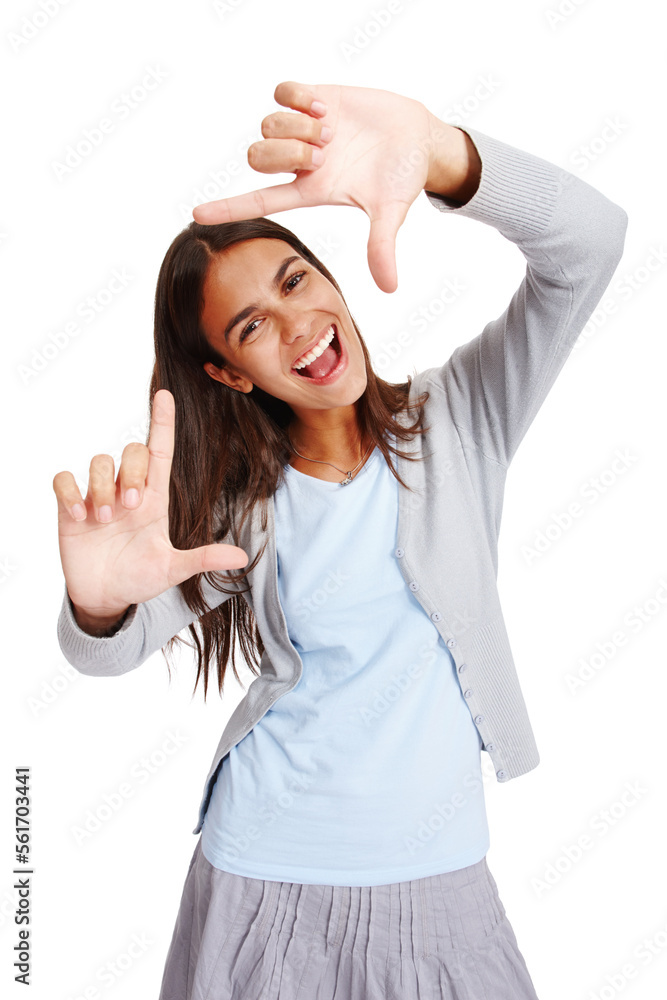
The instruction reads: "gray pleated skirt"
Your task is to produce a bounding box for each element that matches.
[158,837,540,999]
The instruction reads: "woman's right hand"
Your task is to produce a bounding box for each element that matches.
[52,388,249,627]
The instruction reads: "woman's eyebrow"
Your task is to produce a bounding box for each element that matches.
[223,255,302,342]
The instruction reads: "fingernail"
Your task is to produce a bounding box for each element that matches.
[320,126,333,143]
[98,506,113,523]
[124,488,139,507]
[72,503,86,521]
[310,100,327,116]
[311,147,324,167]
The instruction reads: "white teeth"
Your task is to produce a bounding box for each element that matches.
[292,325,335,370]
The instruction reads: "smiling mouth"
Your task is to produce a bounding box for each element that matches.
[291,325,343,380]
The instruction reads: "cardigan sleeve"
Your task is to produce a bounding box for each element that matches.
[422,125,629,468]
[56,572,238,678]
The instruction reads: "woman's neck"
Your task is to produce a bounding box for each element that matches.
[286,406,373,476]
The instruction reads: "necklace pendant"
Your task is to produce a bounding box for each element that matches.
[339,472,354,486]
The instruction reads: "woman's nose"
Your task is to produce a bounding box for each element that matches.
[280,311,315,345]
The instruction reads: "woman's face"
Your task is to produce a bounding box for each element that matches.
[200,239,368,412]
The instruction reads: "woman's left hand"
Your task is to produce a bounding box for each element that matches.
[192,81,478,293]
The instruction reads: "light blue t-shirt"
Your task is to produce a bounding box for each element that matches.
[200,439,490,885]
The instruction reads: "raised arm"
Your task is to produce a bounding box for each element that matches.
[422,126,628,468]
[192,80,627,470]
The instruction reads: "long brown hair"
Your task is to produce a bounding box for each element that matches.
[149,218,431,699]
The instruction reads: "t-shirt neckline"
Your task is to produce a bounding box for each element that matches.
[284,445,381,487]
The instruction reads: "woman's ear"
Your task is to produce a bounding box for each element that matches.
[203,361,254,394]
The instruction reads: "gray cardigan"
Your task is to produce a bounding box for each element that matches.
[56,125,628,836]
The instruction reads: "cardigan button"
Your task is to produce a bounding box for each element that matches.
[446,638,456,648]
[463,688,473,698]
[486,743,495,751]
[474,715,484,724]
[458,663,467,673]
[395,547,405,558]
[497,770,507,780]
[409,580,420,592]
[431,612,442,622]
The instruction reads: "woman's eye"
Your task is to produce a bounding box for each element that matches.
[286,271,305,291]
[239,319,260,342]
[238,271,307,343]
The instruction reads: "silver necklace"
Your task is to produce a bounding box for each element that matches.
[286,433,374,486]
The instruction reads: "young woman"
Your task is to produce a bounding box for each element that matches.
[54,82,628,999]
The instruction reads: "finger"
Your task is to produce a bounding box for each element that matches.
[193,179,308,225]
[118,442,149,509]
[366,203,410,294]
[273,81,327,118]
[146,388,176,498]
[87,454,116,523]
[172,543,250,584]
[53,470,88,522]
[248,137,324,175]
[261,111,331,146]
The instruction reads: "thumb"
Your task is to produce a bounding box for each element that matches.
[171,543,250,585]
[193,180,304,225]
[366,203,410,293]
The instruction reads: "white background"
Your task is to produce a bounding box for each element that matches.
[2,0,666,998]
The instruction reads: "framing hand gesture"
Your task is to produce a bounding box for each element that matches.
[52,389,249,626]
[192,81,474,294]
